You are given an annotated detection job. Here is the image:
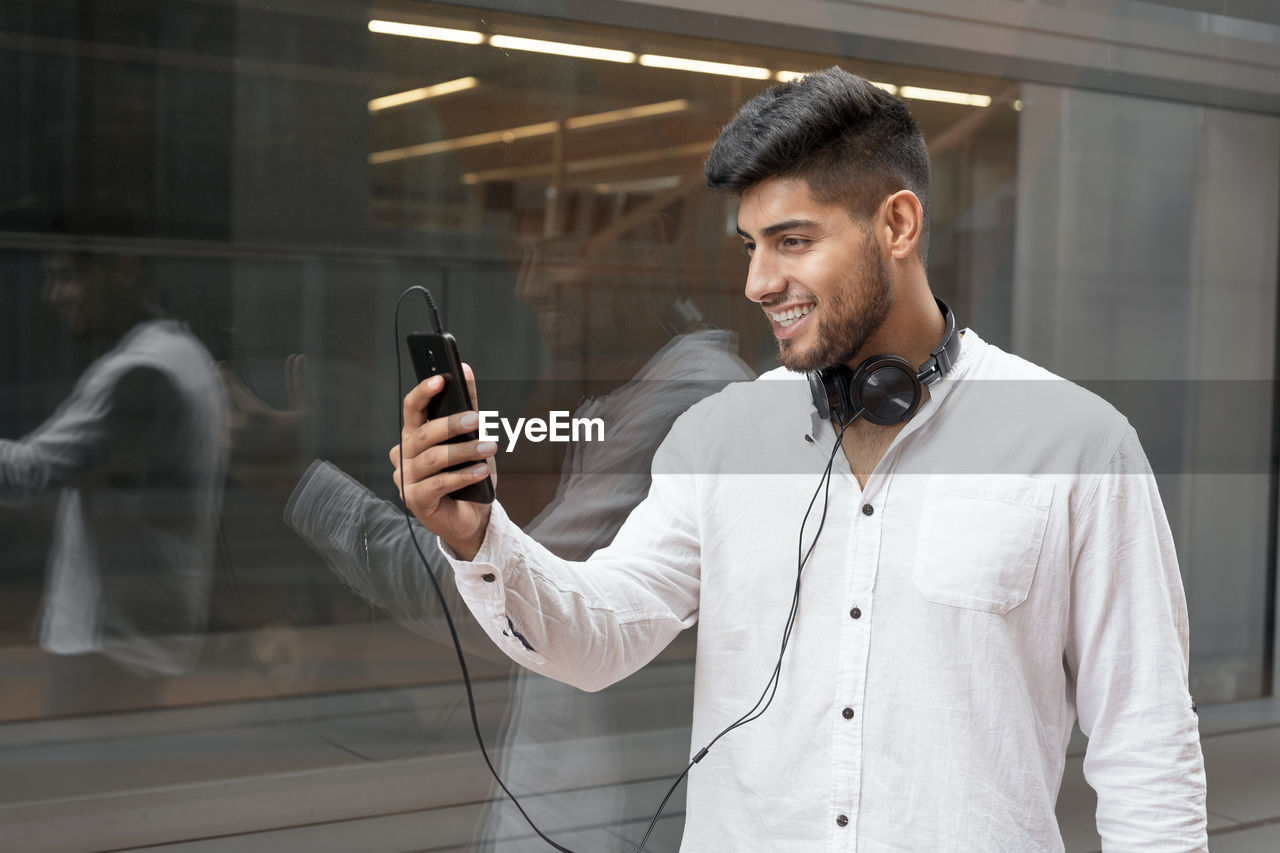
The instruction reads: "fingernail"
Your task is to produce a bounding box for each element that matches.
[428,375,443,388]
[460,412,478,428]
[471,465,488,478]
[476,441,496,454]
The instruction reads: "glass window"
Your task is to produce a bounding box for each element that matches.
[1,1,1275,850]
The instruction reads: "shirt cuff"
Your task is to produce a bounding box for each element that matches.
[437,502,549,666]
[436,499,515,599]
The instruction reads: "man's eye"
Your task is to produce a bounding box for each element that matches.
[741,243,755,255]
[782,236,808,248]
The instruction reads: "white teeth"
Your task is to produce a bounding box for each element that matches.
[769,305,813,327]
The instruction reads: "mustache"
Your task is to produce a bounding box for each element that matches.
[760,293,817,309]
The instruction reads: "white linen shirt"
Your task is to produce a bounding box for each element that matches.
[441,330,1207,852]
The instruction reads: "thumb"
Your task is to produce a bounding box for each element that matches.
[285,353,308,411]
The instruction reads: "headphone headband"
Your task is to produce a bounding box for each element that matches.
[916,296,959,388]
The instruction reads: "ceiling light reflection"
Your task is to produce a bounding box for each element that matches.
[489,34,635,63]
[899,86,991,107]
[462,141,714,184]
[639,54,771,80]
[371,121,560,165]
[371,100,695,165]
[563,99,690,130]
[368,76,479,112]
[368,19,485,44]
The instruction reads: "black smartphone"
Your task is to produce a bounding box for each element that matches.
[406,331,495,504]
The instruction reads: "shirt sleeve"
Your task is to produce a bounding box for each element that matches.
[1066,425,1208,851]
[0,366,173,508]
[284,459,508,662]
[439,411,703,693]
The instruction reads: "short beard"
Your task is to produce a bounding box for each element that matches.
[777,231,894,373]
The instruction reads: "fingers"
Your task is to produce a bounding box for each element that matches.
[396,364,495,516]
[391,442,494,505]
[462,362,480,411]
[402,405,484,457]
[390,433,496,480]
[218,363,270,414]
[285,353,307,410]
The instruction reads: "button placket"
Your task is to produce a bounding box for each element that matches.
[839,482,883,844]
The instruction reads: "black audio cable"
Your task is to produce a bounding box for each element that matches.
[631,415,853,852]
[394,285,859,853]
[395,285,575,853]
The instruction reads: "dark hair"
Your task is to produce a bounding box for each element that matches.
[704,66,931,261]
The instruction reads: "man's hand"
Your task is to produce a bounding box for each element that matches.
[391,363,496,560]
[220,354,311,496]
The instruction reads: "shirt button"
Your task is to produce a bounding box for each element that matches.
[482,573,496,583]
[842,707,854,719]
[836,814,849,827]
[850,607,862,619]
[861,503,874,516]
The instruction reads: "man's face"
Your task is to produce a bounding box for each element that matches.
[737,176,893,373]
[514,237,667,364]
[42,253,95,337]
[515,240,594,357]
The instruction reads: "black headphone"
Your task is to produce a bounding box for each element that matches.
[808,296,960,427]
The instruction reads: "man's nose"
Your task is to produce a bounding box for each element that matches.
[743,251,785,304]
[45,279,71,304]
[515,267,554,306]
[514,248,556,305]
[514,246,536,302]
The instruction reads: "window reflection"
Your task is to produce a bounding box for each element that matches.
[2,252,225,714]
[0,1,1273,850]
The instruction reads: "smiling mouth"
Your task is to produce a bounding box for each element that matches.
[767,304,813,328]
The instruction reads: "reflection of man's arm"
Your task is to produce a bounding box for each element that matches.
[523,332,754,559]
[285,460,507,663]
[0,366,172,507]
[224,357,505,661]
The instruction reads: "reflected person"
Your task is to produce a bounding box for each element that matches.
[234,224,753,849]
[0,252,226,714]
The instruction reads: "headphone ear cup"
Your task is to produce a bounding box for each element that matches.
[852,355,923,426]
[808,371,833,421]
[809,365,857,426]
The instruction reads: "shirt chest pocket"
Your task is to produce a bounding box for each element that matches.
[911,476,1054,615]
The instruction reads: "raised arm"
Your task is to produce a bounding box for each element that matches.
[396,365,704,692]
[436,442,702,692]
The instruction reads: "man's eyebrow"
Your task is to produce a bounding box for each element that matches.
[736,219,820,240]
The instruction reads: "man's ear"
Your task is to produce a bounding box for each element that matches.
[880,191,924,261]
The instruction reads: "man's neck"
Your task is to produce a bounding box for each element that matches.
[844,282,944,372]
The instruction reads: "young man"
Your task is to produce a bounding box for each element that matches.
[394,67,1207,850]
